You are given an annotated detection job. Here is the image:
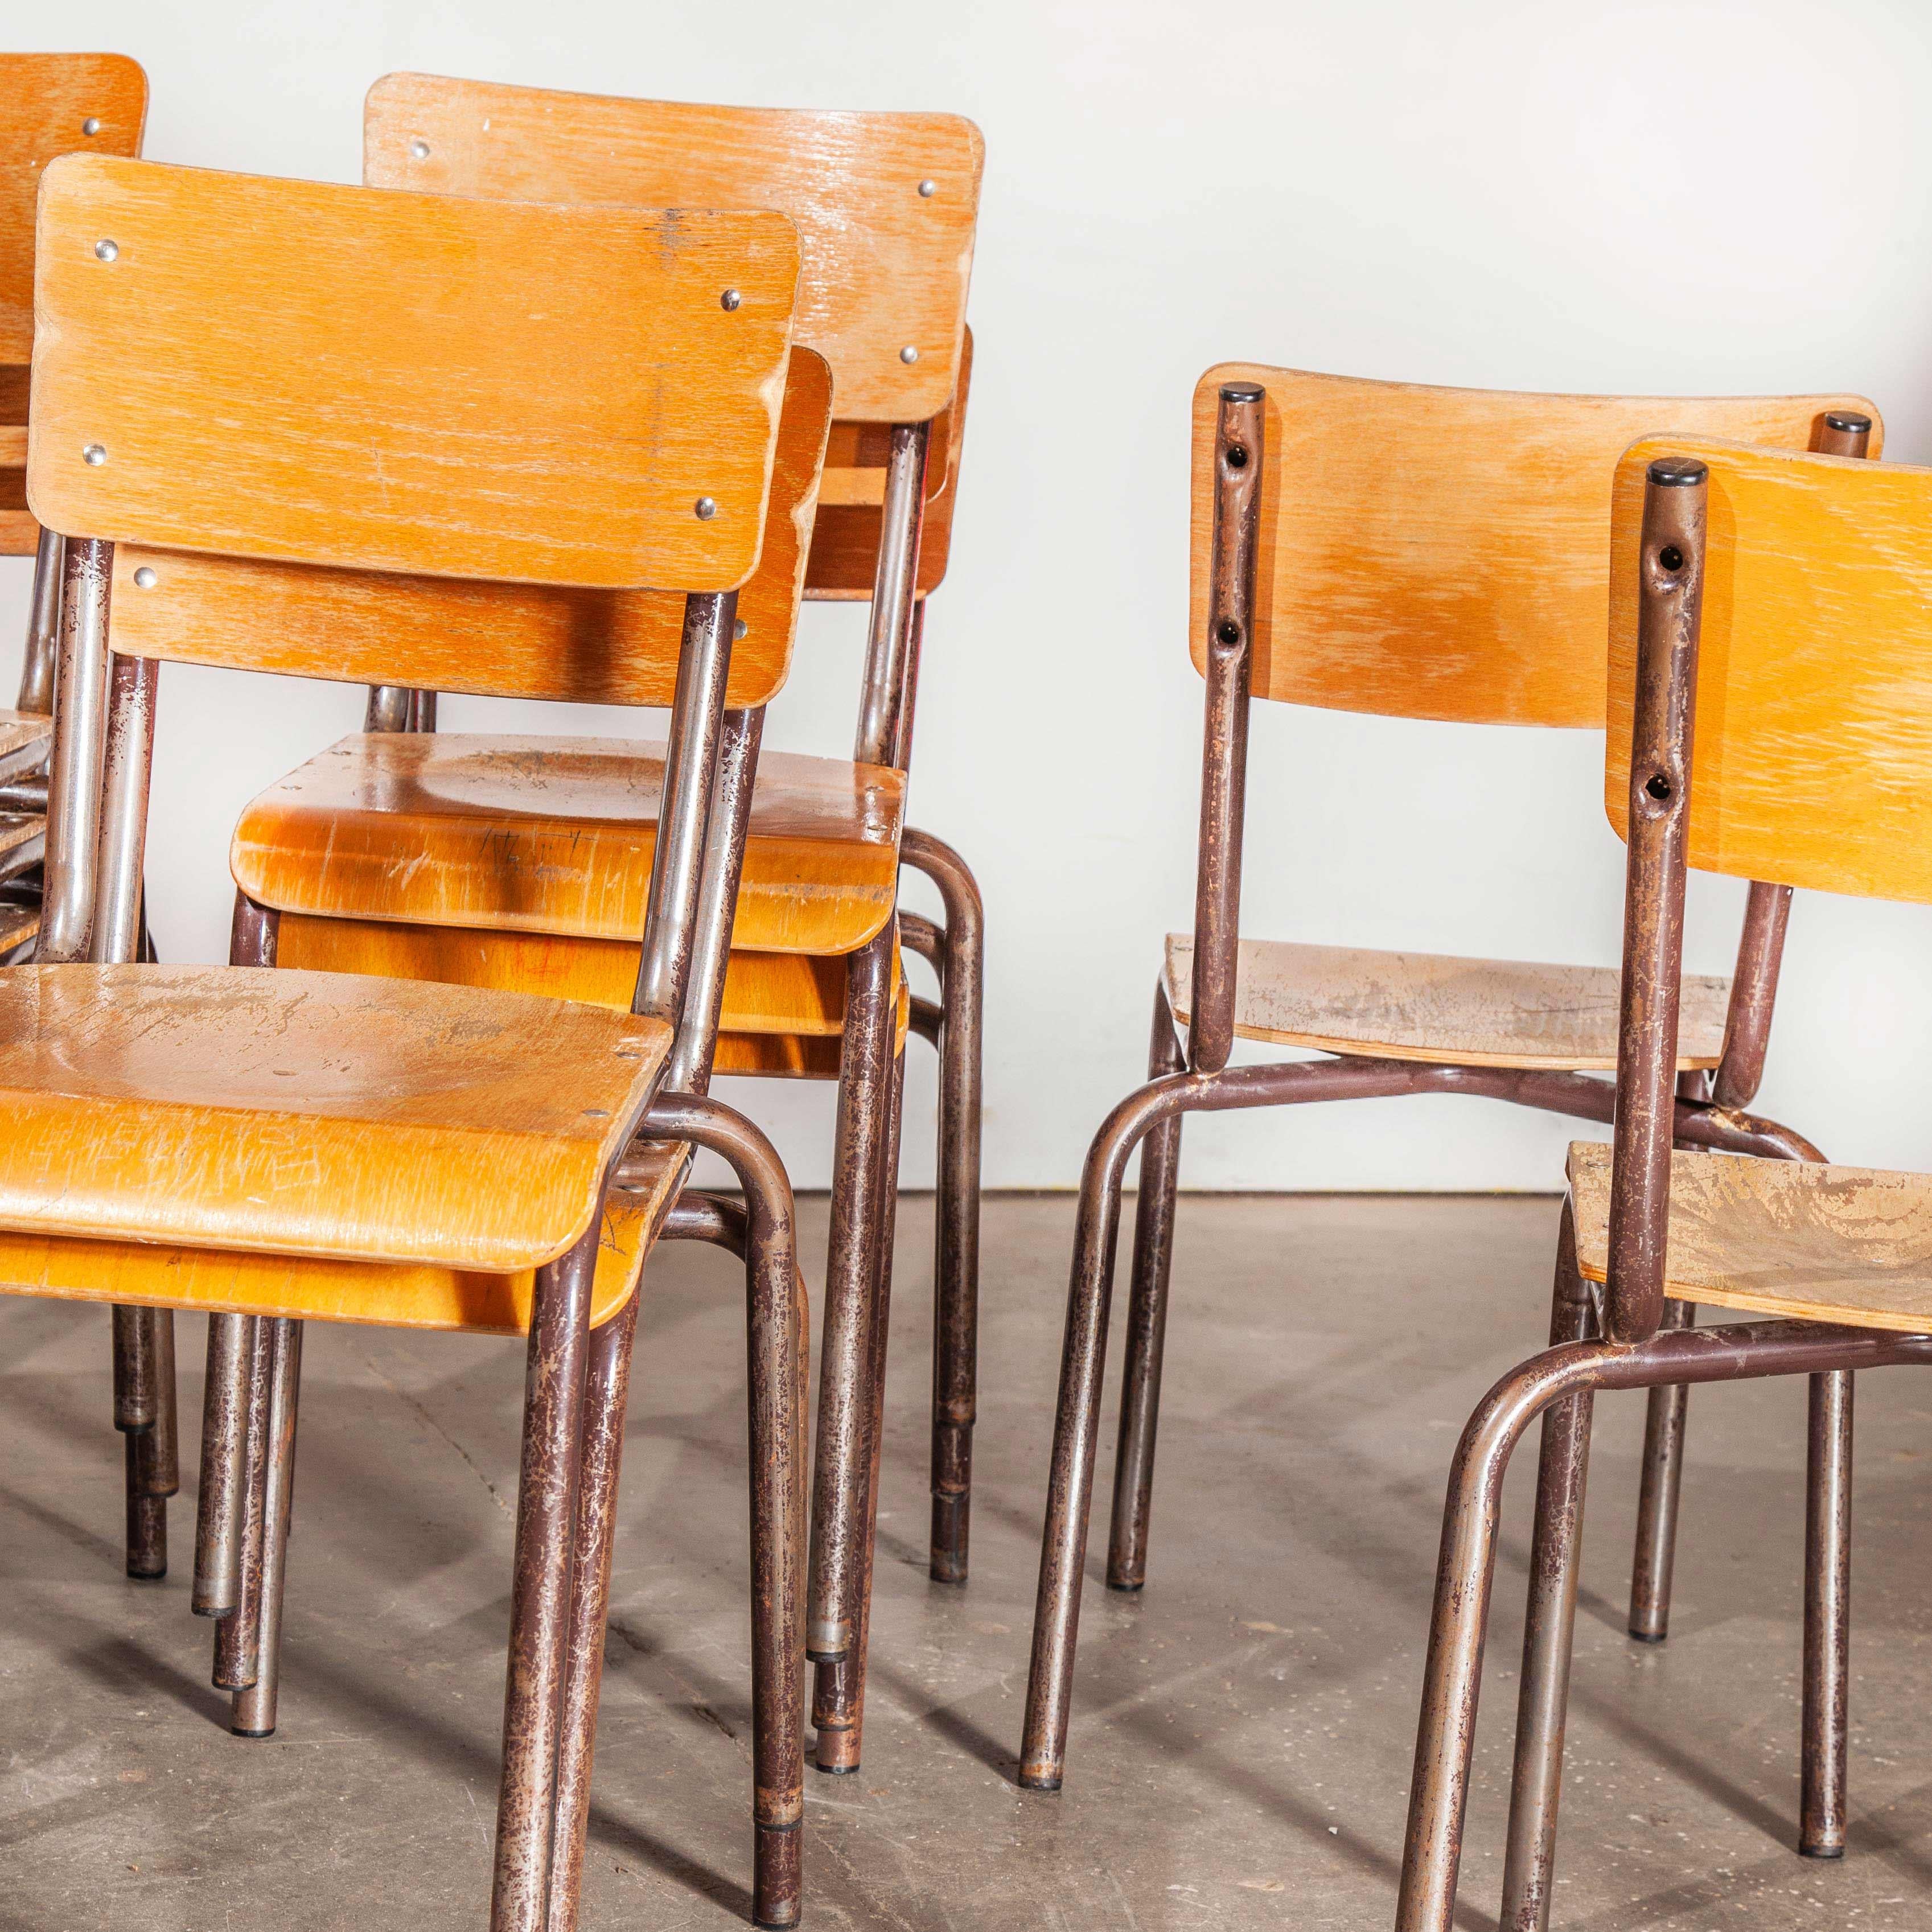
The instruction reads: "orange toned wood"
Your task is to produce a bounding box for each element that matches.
[807,328,973,601]
[1191,366,1881,727]
[276,913,905,1039]
[0,964,668,1271]
[1568,1141,1932,1334]
[1606,437,1932,904]
[0,1148,683,1337]
[365,73,980,424]
[0,54,146,363]
[235,733,903,954]
[713,977,910,1078]
[0,712,51,757]
[0,900,38,954]
[1163,933,1730,1071]
[30,155,798,590]
[0,811,42,859]
[109,349,832,708]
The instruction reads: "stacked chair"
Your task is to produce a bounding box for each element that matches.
[204,75,985,1783]
[17,149,817,1927]
[1399,439,1932,1927]
[1019,366,1878,1796]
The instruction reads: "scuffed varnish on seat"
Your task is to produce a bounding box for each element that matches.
[235,735,905,955]
[1164,934,1730,1071]
[0,966,668,1272]
[1567,1141,1932,1334]
[0,1142,687,1334]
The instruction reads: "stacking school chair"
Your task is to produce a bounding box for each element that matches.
[1019,368,1878,1794]
[213,74,985,1780]
[0,55,146,951]
[19,153,814,1928]
[1397,441,1932,1929]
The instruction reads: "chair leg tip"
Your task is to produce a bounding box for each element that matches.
[1799,1843,1845,1861]
[1104,1576,1145,1594]
[1017,1769,1063,1793]
[1627,1627,1667,1645]
[229,1724,276,1740]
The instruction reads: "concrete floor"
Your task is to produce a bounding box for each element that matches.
[5,1193,1932,1929]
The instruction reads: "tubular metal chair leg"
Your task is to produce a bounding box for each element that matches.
[1499,1204,1596,1932]
[490,1219,599,1932]
[816,1042,907,1779]
[807,930,895,1690]
[232,1319,303,1738]
[194,1312,255,1617]
[901,829,984,1587]
[546,1293,640,1932]
[640,1093,808,1929]
[1107,980,1186,1592]
[213,1314,275,1692]
[112,1304,172,1577]
[1801,1368,1853,1859]
[1628,1296,1696,1641]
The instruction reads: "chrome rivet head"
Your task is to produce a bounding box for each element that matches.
[133,566,157,589]
[581,1107,610,1119]
[899,345,919,364]
[83,443,106,466]
[81,117,101,137]
[720,288,742,311]
[409,138,430,159]
[918,178,937,197]
[694,496,717,520]
[734,619,748,640]
[94,239,118,262]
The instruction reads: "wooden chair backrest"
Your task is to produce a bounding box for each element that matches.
[1191,365,1880,727]
[0,52,146,552]
[365,73,980,427]
[1606,437,1932,905]
[30,157,807,701]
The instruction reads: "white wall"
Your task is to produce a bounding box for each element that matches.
[7,1,1932,1191]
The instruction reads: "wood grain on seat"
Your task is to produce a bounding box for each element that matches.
[1568,1141,1932,1333]
[0,711,52,757]
[236,735,903,956]
[109,349,834,711]
[1164,934,1730,1071]
[365,73,981,425]
[30,155,797,592]
[1607,437,1932,905]
[1191,366,1879,726]
[0,1144,684,1335]
[0,965,667,1271]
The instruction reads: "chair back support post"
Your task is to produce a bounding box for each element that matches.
[20,527,63,713]
[40,536,115,961]
[664,705,766,1095]
[363,685,413,732]
[631,589,740,1029]
[1187,382,1265,1075]
[89,650,158,963]
[853,421,931,768]
[1709,406,1874,1112]
[1604,458,1708,1345]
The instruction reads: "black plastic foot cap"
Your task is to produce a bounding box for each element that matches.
[1799,1844,1845,1861]
[231,1725,276,1740]
[1627,1629,1667,1645]
[1105,1578,1146,1594]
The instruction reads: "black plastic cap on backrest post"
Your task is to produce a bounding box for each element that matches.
[1825,410,1873,435]
[1220,382,1264,404]
[1647,457,1707,488]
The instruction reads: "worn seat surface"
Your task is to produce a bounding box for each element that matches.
[1568,1141,1932,1333]
[0,965,667,1272]
[233,733,905,957]
[0,709,50,760]
[1164,934,1731,1071]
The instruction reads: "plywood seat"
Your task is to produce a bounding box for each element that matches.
[0,964,667,1276]
[233,732,905,957]
[1568,1142,1932,1334]
[0,709,50,761]
[1164,934,1732,1071]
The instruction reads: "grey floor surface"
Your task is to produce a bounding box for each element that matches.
[4,1193,1931,1929]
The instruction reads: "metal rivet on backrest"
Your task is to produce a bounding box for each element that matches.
[720,289,742,311]
[409,138,430,159]
[899,346,919,364]
[94,239,118,262]
[81,117,100,136]
[133,567,157,589]
[83,444,107,466]
[694,497,717,520]
[918,179,937,197]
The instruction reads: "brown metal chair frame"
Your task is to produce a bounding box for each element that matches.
[1018,383,1869,1794]
[1391,453,1932,1930]
[24,163,811,1929]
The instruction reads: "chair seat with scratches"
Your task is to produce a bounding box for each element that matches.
[208,73,986,1783]
[15,153,821,1930]
[1018,366,1880,1798]
[1397,436,1932,1930]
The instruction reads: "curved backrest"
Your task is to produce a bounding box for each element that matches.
[1606,437,1932,904]
[109,348,832,709]
[32,156,798,600]
[0,52,146,552]
[365,72,981,427]
[1191,364,1880,726]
